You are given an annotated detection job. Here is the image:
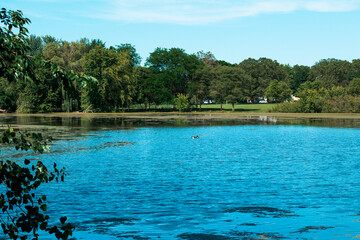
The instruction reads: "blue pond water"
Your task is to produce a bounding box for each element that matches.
[3,124,360,239]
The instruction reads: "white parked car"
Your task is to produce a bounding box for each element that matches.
[259,98,268,103]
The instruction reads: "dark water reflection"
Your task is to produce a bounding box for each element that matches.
[1,114,360,130]
[1,114,360,240]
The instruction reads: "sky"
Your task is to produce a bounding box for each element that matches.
[3,0,360,66]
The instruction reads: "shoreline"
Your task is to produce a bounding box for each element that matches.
[1,112,360,119]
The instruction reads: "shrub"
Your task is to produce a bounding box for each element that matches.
[173,93,190,112]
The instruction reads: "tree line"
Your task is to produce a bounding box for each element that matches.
[2,20,360,113]
[2,7,360,240]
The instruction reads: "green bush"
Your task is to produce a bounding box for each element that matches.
[322,95,360,113]
[270,101,301,113]
[17,86,40,113]
[173,93,190,112]
[272,89,360,113]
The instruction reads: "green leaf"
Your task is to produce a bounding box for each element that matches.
[60,216,67,225]
[40,204,47,211]
[40,222,47,230]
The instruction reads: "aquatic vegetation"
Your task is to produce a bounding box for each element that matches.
[177,233,233,240]
[224,207,298,218]
[292,226,334,234]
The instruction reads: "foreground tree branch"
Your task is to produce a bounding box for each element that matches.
[0,128,74,240]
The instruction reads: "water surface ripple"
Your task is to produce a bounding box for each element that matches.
[3,124,360,239]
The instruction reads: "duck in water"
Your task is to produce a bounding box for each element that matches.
[192,136,199,139]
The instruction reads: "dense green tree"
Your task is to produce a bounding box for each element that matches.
[103,52,136,111]
[114,43,141,66]
[146,48,201,98]
[0,77,18,112]
[221,66,250,111]
[146,73,173,106]
[197,51,217,68]
[42,40,61,63]
[216,60,233,67]
[209,69,227,111]
[83,45,137,112]
[191,65,213,110]
[42,39,87,72]
[282,64,293,85]
[77,38,105,53]
[308,59,354,87]
[348,78,360,96]
[16,61,62,113]
[27,34,44,57]
[90,39,106,49]
[265,80,292,103]
[351,59,360,78]
[210,66,250,111]
[238,58,289,101]
[291,65,310,92]
[135,66,151,109]
[82,46,114,110]
[42,35,57,44]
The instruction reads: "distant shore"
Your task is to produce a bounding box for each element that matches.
[2,112,360,119]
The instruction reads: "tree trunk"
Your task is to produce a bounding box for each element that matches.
[220,102,223,111]
[232,103,235,112]
[67,93,71,112]
[199,103,202,111]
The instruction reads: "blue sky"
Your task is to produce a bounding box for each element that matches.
[3,0,360,66]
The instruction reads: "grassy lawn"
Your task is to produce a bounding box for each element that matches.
[199,103,276,113]
[129,103,276,113]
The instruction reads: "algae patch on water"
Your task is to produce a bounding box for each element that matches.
[224,206,299,218]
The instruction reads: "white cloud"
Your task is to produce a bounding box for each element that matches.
[25,11,70,21]
[304,1,358,12]
[95,0,360,25]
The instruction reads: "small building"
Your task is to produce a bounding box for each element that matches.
[291,95,300,102]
